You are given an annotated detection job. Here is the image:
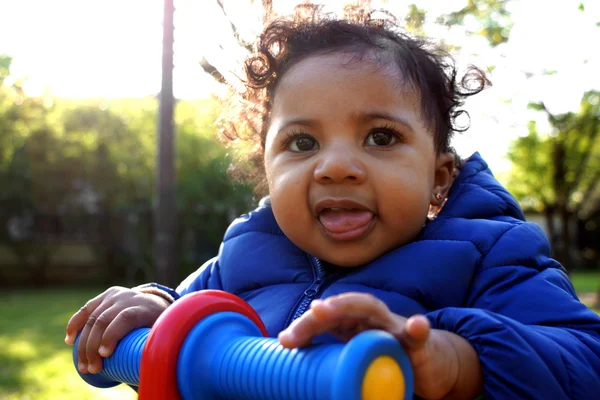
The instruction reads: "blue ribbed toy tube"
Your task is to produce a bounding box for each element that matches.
[73,328,150,388]
[176,312,413,400]
[215,336,344,399]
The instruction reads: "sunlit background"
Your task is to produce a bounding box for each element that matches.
[2,0,599,172]
[1,1,599,399]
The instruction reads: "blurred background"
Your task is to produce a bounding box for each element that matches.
[0,0,598,398]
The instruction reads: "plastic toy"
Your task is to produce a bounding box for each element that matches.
[73,290,413,399]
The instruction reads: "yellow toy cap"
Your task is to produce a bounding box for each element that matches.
[361,355,405,400]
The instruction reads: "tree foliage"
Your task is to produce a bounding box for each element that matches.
[436,0,513,46]
[506,91,600,270]
[0,55,253,284]
[507,92,600,217]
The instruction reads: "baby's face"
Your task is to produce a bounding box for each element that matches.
[264,53,454,267]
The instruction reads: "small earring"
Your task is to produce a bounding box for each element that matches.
[427,195,448,221]
[427,206,439,221]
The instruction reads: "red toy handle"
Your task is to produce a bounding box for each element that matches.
[137,290,268,400]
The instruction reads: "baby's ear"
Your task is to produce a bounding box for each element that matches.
[427,152,455,221]
[432,152,456,202]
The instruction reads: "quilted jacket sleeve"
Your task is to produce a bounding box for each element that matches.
[175,255,224,297]
[135,255,223,300]
[426,222,600,399]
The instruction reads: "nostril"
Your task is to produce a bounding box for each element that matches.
[313,156,366,183]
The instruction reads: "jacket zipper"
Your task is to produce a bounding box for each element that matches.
[285,257,333,327]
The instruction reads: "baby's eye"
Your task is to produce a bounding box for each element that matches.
[288,136,318,152]
[365,130,398,147]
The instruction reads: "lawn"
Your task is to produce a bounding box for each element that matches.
[0,288,135,400]
[571,271,600,312]
[0,273,598,399]
[569,270,600,294]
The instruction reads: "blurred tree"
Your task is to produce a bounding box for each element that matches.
[58,103,153,208]
[0,54,252,284]
[175,101,253,276]
[404,4,427,35]
[436,0,513,47]
[56,98,253,282]
[506,91,600,271]
[0,55,63,284]
[198,0,515,121]
[0,55,52,210]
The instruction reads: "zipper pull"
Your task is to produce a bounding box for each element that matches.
[304,278,323,297]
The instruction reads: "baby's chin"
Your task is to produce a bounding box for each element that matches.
[300,235,404,268]
[315,249,384,268]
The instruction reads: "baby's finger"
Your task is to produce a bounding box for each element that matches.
[85,305,121,374]
[279,308,329,348]
[279,294,398,348]
[398,315,430,350]
[313,293,399,328]
[76,301,113,373]
[99,306,146,358]
[278,299,363,348]
[65,293,106,345]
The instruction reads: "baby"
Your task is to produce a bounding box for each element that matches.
[66,6,600,399]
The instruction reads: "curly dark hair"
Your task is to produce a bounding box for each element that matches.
[219,4,490,194]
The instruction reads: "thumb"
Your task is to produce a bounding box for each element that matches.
[399,315,430,350]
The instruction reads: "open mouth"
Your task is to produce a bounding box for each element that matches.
[317,208,375,241]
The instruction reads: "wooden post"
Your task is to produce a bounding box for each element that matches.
[154,0,177,287]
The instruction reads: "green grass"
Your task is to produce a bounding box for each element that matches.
[569,271,600,314]
[569,271,600,294]
[0,288,135,400]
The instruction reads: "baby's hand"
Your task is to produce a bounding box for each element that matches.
[278,292,482,400]
[65,286,170,375]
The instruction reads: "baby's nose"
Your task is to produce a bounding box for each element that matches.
[313,145,366,184]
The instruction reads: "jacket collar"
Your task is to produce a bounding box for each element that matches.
[441,152,525,221]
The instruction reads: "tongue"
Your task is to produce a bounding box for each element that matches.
[318,209,373,233]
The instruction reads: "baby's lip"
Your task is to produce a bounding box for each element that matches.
[314,198,374,215]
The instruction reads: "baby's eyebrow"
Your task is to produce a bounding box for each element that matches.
[277,118,318,131]
[355,111,415,133]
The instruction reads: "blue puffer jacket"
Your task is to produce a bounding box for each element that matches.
[166,153,600,399]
